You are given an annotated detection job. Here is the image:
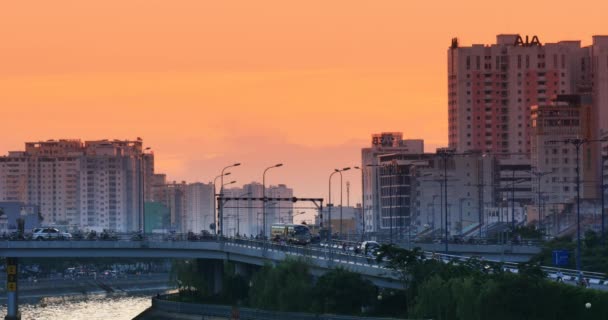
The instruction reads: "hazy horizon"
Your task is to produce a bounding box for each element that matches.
[2,0,607,204]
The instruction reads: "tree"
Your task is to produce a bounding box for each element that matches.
[584,230,600,249]
[248,259,313,312]
[170,259,209,299]
[412,275,454,320]
[220,263,248,305]
[312,268,375,315]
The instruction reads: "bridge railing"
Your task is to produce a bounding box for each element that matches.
[2,234,605,286]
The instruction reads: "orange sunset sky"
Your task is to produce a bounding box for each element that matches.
[1,0,607,204]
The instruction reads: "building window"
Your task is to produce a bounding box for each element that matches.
[518,55,522,69]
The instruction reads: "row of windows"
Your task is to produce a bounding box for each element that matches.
[465,54,567,71]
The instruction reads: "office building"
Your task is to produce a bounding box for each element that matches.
[361,132,424,235]
[531,95,599,204]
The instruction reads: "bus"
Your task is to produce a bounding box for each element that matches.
[270,223,311,245]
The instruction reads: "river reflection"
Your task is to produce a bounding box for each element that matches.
[0,295,150,320]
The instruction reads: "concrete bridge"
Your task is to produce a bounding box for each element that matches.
[0,238,603,319]
[399,242,541,262]
[0,238,401,319]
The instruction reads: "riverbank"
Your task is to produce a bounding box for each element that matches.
[135,295,405,320]
[0,273,176,304]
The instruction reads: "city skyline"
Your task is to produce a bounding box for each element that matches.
[2,1,608,202]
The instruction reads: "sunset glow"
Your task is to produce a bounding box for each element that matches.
[2,0,607,200]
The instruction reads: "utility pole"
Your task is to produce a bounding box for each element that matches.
[530,169,553,237]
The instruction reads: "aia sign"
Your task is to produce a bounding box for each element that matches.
[514,35,541,47]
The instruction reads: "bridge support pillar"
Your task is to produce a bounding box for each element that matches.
[234,262,251,278]
[212,260,223,295]
[5,257,20,320]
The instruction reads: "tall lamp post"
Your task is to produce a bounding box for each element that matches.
[349,166,362,240]
[338,166,360,238]
[366,164,385,241]
[293,211,306,224]
[140,147,151,234]
[554,138,607,275]
[213,172,230,235]
[262,163,283,238]
[219,163,241,236]
[601,155,608,244]
[235,191,251,236]
[437,149,455,253]
[458,197,474,235]
[329,167,350,242]
[530,169,554,236]
[219,179,237,236]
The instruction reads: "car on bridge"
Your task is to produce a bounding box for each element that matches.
[358,241,381,257]
[32,228,72,240]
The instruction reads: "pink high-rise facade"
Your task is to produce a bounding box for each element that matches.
[448,34,608,155]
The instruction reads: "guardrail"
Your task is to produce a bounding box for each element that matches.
[223,238,608,289]
[149,294,409,320]
[2,235,606,288]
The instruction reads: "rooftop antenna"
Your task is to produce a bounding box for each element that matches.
[346,181,351,207]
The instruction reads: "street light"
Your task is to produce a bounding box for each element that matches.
[430,195,439,229]
[262,163,283,238]
[458,197,474,235]
[219,163,241,236]
[351,166,365,240]
[235,191,251,236]
[553,138,607,275]
[338,167,358,237]
[329,167,350,242]
[366,164,385,241]
[293,211,306,224]
[437,148,455,253]
[140,147,151,234]
[600,155,608,244]
[213,172,231,235]
[530,169,554,236]
[221,179,237,235]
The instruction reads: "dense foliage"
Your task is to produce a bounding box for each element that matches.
[249,259,314,312]
[376,244,608,320]
[172,245,608,319]
[311,267,376,314]
[172,258,378,315]
[532,231,608,273]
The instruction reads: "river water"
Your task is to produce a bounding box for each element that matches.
[0,295,151,320]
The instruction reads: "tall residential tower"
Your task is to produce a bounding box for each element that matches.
[448,34,608,155]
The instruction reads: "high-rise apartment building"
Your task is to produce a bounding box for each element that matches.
[154,181,187,232]
[185,182,214,233]
[0,139,151,232]
[448,34,608,155]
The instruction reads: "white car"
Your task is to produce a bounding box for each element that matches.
[360,241,381,257]
[32,228,72,240]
